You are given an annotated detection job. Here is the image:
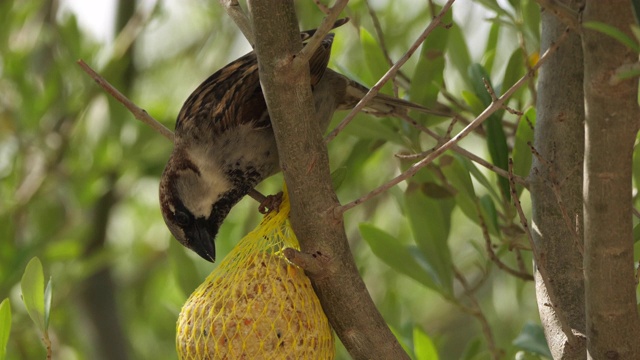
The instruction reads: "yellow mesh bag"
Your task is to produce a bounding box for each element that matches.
[176,189,335,359]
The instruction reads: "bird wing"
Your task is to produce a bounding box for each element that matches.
[176,32,336,136]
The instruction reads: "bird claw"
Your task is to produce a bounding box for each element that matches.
[258,192,284,214]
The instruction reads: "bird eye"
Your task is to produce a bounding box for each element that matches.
[174,211,191,227]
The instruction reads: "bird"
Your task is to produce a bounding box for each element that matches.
[159,20,445,262]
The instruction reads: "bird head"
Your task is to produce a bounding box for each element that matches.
[159,150,233,262]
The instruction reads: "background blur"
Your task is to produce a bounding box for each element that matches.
[0,0,544,359]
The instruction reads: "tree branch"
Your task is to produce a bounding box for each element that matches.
[219,0,254,46]
[324,0,456,143]
[77,60,174,142]
[339,27,568,214]
[247,1,409,359]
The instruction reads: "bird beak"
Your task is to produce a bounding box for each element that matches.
[190,220,216,262]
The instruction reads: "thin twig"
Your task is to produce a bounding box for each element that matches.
[296,0,350,64]
[337,28,570,214]
[396,114,530,188]
[219,0,254,46]
[453,269,502,360]
[508,158,579,346]
[76,60,174,142]
[312,0,331,14]
[363,0,409,95]
[517,28,538,106]
[514,248,528,274]
[477,202,534,281]
[324,0,457,143]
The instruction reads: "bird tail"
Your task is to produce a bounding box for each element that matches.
[342,79,452,118]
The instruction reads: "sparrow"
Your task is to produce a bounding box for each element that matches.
[159,20,444,262]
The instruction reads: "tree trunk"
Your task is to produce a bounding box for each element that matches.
[247,1,410,359]
[582,1,640,358]
[531,2,586,358]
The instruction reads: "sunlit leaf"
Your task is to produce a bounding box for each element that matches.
[44,277,52,332]
[20,257,45,333]
[414,326,439,360]
[0,299,10,360]
[461,90,485,114]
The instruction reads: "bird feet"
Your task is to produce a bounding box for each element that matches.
[258,191,284,214]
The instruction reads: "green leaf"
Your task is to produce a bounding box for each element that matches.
[631,25,640,44]
[479,195,499,236]
[512,107,535,194]
[458,155,501,203]
[413,326,439,360]
[359,224,439,291]
[360,27,393,94]
[0,299,11,360]
[411,8,450,110]
[44,277,52,332]
[503,48,525,95]
[468,64,510,199]
[474,0,510,17]
[483,22,501,74]
[461,90,485,114]
[440,155,480,227]
[634,223,640,244]
[584,21,640,53]
[405,185,454,292]
[342,113,406,145]
[20,257,46,333]
[521,0,541,45]
[390,325,412,356]
[513,322,553,358]
[330,166,347,190]
[613,62,640,82]
[633,2,640,26]
[447,22,472,90]
[460,337,483,360]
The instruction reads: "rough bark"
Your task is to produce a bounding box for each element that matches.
[530,2,587,358]
[582,1,640,358]
[247,1,410,359]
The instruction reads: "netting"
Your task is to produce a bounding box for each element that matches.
[176,189,335,359]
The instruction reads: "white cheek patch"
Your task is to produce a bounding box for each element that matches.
[178,148,232,218]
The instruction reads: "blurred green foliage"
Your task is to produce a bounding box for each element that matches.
[0,0,553,359]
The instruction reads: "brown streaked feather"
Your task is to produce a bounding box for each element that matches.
[309,34,334,86]
[175,32,337,138]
